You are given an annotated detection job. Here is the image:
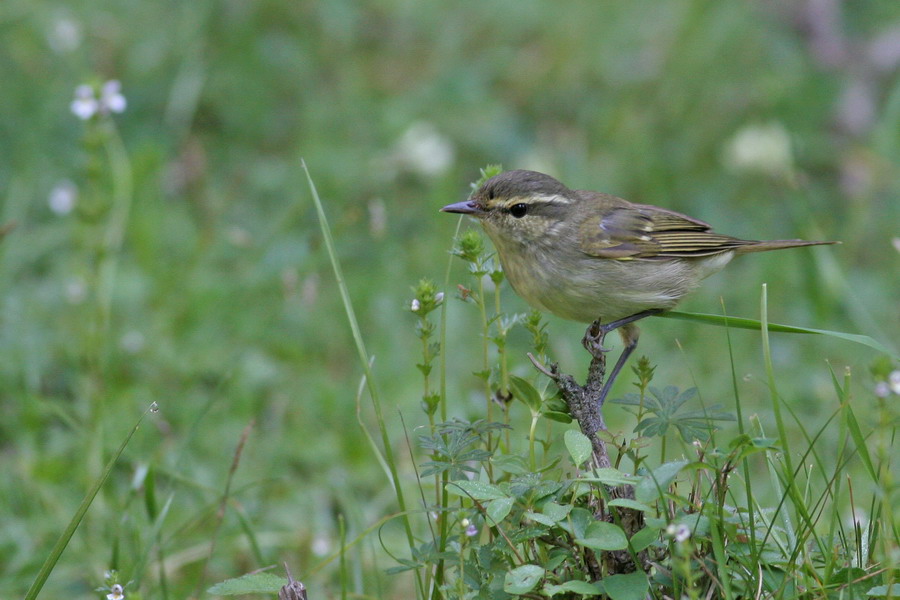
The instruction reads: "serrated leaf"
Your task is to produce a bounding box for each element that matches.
[603,571,649,600]
[635,460,688,504]
[575,521,628,551]
[492,452,529,474]
[509,374,543,412]
[486,496,514,525]
[503,564,544,594]
[207,573,285,595]
[448,480,508,500]
[564,429,593,466]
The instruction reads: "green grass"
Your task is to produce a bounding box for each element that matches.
[1,1,899,598]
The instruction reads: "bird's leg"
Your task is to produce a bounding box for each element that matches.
[581,309,662,359]
[581,309,663,405]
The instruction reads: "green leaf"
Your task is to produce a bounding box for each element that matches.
[509,374,543,412]
[608,498,652,512]
[448,480,508,500]
[635,460,688,504]
[503,564,544,595]
[540,501,572,523]
[486,497,514,525]
[564,429,593,466]
[543,580,604,597]
[662,311,899,359]
[492,452,530,474]
[575,521,628,551]
[603,571,649,600]
[867,583,900,597]
[629,526,660,552]
[524,510,556,526]
[577,467,637,486]
[541,410,573,423]
[207,572,285,595]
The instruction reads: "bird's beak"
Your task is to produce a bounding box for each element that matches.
[441,200,481,215]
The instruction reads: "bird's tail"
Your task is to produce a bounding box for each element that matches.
[735,239,839,254]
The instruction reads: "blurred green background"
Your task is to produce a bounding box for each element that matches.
[2,0,898,597]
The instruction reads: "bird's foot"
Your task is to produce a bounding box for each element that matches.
[581,319,611,358]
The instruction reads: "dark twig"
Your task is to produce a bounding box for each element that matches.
[529,314,661,573]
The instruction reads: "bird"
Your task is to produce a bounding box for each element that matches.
[442,169,836,403]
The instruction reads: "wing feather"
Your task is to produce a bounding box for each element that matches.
[578,201,754,259]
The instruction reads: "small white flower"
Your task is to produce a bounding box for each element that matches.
[410,299,421,312]
[465,523,479,537]
[107,583,124,600]
[48,179,77,215]
[71,84,98,120]
[667,523,691,542]
[886,370,900,395]
[724,122,794,176]
[875,382,890,398]
[461,518,470,527]
[71,80,127,120]
[100,80,127,114]
[434,292,444,305]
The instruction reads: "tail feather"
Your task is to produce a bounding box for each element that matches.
[735,239,839,254]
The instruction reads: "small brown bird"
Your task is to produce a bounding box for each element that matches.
[442,170,836,401]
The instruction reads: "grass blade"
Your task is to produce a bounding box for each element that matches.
[24,403,155,600]
[661,311,897,359]
[301,160,421,592]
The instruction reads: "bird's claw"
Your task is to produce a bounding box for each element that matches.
[581,320,611,357]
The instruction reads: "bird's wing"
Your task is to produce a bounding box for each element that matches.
[578,202,752,259]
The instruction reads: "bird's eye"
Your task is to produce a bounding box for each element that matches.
[510,203,528,218]
[487,188,495,200]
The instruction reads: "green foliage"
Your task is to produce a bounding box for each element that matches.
[613,386,735,442]
[3,2,899,598]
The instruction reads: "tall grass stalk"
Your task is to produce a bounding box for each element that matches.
[24,402,156,600]
[302,161,423,595]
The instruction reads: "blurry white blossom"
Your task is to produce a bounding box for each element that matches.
[723,122,794,177]
[48,179,77,215]
[71,84,99,120]
[890,370,900,395]
[410,298,421,312]
[101,80,127,114]
[65,278,88,304]
[892,237,900,254]
[874,382,890,398]
[311,535,331,557]
[368,197,387,238]
[391,122,455,178]
[47,16,82,53]
[71,80,127,120]
[107,584,124,600]
[120,330,145,354]
[300,273,320,306]
[667,523,691,543]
